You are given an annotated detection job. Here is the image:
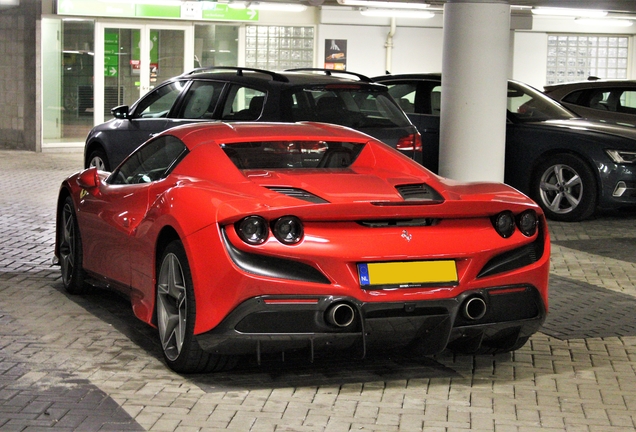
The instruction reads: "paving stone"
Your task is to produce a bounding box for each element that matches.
[2,149,636,431]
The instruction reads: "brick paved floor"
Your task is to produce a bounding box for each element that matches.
[1,150,636,431]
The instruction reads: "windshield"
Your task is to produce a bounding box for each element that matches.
[286,86,412,128]
[221,141,364,169]
[508,81,577,122]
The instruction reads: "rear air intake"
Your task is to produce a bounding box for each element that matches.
[266,187,329,204]
[395,184,444,202]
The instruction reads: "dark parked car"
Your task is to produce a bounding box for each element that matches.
[84,67,421,171]
[374,73,636,222]
[544,78,636,128]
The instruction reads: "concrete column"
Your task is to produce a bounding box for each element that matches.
[439,0,510,182]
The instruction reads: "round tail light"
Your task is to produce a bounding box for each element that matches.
[236,216,268,245]
[273,216,304,245]
[492,211,515,238]
[517,210,538,237]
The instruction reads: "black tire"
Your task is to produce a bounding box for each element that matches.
[532,154,597,222]
[156,240,233,374]
[58,196,88,294]
[87,148,110,171]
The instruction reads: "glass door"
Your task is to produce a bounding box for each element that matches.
[94,22,193,124]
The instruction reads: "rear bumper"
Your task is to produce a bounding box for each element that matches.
[196,284,546,357]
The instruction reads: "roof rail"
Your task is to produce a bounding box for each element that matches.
[285,68,373,83]
[182,66,289,83]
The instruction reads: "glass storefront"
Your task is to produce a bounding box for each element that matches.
[42,17,313,148]
[102,27,187,110]
[195,24,239,68]
[42,18,95,145]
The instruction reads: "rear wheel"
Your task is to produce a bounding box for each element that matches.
[532,154,596,222]
[58,196,88,294]
[156,241,233,373]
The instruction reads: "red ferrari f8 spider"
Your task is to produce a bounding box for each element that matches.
[55,122,550,373]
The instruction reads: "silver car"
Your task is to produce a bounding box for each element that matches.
[544,78,636,128]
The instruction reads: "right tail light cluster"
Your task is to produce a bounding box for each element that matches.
[491,210,538,238]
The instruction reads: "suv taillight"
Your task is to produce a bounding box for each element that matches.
[396,133,422,152]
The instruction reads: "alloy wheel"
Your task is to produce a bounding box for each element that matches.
[59,202,76,286]
[539,163,583,215]
[157,253,188,362]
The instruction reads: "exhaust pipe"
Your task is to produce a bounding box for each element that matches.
[462,296,487,320]
[325,303,355,328]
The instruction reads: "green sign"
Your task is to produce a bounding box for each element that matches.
[58,0,258,21]
[201,4,258,21]
[104,31,118,77]
[132,30,159,65]
[135,4,180,18]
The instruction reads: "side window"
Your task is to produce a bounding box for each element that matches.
[431,86,442,115]
[618,90,636,111]
[586,90,611,111]
[133,81,184,119]
[387,84,417,113]
[109,136,187,185]
[221,85,266,120]
[561,90,584,104]
[177,80,225,119]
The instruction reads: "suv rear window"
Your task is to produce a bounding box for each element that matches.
[287,87,411,128]
[221,141,364,169]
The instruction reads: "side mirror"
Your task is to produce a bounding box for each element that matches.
[77,167,101,190]
[111,105,130,119]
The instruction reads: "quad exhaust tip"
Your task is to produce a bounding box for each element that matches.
[325,302,355,328]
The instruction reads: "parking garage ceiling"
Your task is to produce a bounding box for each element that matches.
[306,0,636,14]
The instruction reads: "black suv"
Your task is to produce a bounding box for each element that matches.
[84,67,421,171]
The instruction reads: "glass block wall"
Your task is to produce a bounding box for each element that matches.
[245,25,314,70]
[546,34,629,85]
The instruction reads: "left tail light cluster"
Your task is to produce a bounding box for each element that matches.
[491,210,538,238]
[235,215,304,245]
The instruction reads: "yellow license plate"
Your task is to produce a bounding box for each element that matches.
[358,260,458,288]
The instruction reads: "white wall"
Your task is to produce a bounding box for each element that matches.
[318,24,388,77]
[317,24,444,77]
[512,32,548,89]
[391,27,443,75]
[316,8,636,85]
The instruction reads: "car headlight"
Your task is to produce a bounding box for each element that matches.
[273,216,304,245]
[606,149,636,164]
[236,216,269,245]
[517,210,538,237]
[492,211,515,238]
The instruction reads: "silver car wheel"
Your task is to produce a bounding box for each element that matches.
[89,155,106,171]
[157,253,188,362]
[59,201,76,286]
[539,163,583,215]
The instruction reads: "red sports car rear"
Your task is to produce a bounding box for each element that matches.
[56,122,549,373]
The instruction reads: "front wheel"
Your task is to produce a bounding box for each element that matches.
[156,241,233,373]
[532,154,597,222]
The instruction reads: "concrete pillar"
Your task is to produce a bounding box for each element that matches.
[439,0,510,182]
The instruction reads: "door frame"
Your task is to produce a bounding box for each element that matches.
[94,20,194,124]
